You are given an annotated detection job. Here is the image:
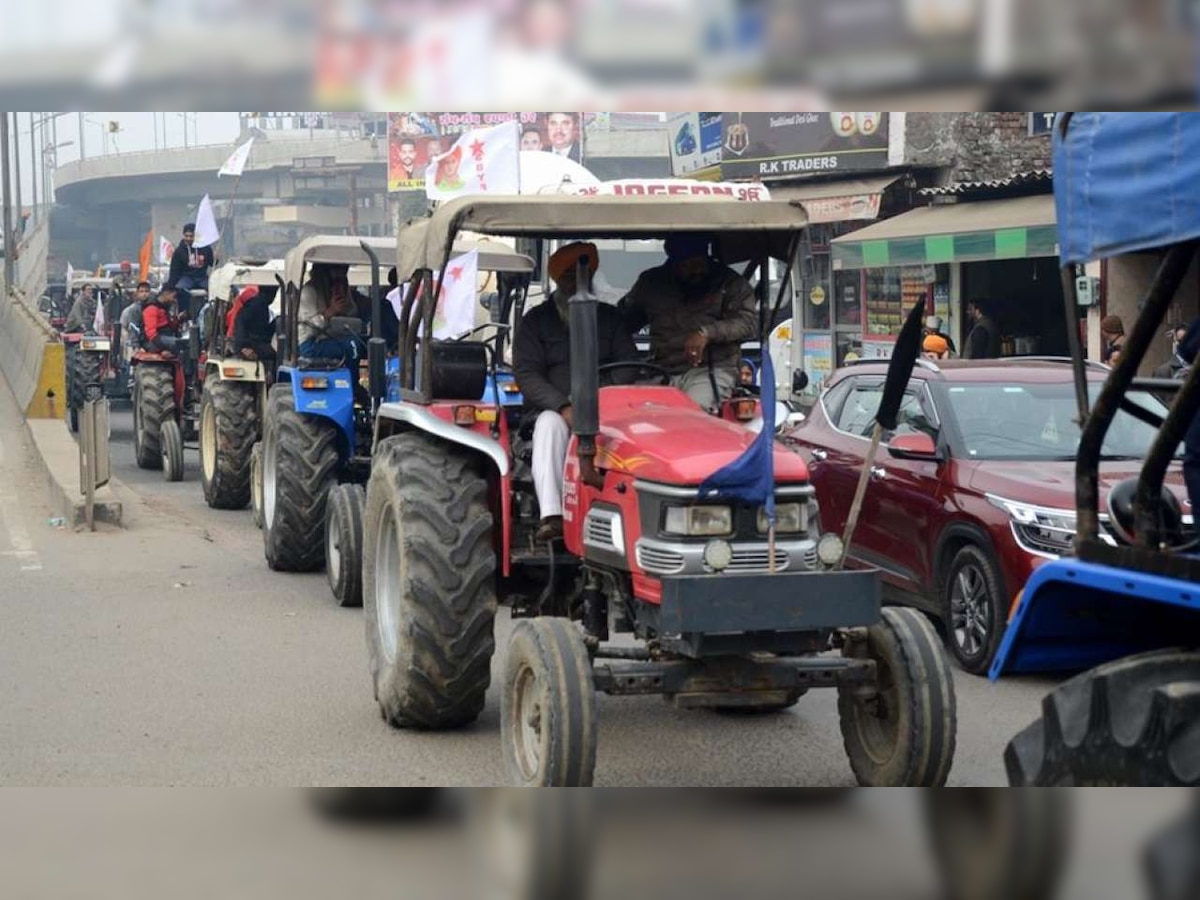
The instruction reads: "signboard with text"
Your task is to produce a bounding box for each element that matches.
[668,111,724,177]
[1029,113,1056,136]
[720,112,890,181]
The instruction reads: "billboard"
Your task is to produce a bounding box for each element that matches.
[388,112,584,192]
[720,112,889,181]
[668,111,723,177]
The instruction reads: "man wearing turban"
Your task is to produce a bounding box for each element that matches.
[619,234,758,411]
[513,242,638,542]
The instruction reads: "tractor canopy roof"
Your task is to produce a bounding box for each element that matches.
[283,235,399,289]
[1055,112,1200,265]
[412,194,809,272]
[396,218,537,283]
[210,259,285,295]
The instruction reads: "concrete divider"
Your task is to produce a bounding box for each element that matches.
[0,221,64,420]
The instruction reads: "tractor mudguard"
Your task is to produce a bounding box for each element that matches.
[278,365,357,457]
[989,558,1200,679]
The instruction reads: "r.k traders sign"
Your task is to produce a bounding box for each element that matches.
[720,112,890,181]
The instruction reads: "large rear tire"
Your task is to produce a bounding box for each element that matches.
[200,378,258,510]
[68,348,102,434]
[325,483,365,608]
[1005,649,1200,786]
[838,607,958,786]
[926,789,1070,900]
[133,364,175,470]
[364,433,496,730]
[501,617,598,787]
[261,383,339,572]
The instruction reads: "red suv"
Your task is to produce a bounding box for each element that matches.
[784,359,1192,675]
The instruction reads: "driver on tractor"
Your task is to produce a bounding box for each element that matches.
[229,284,278,366]
[513,242,638,542]
[298,263,362,362]
[64,283,98,334]
[619,234,758,412]
[141,285,182,352]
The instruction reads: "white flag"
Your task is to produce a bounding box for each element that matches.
[65,262,74,284]
[218,137,255,178]
[432,249,479,340]
[425,121,520,201]
[92,291,105,334]
[159,236,174,265]
[193,194,220,249]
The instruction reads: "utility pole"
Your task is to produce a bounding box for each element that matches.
[28,112,37,223]
[78,111,85,161]
[183,113,189,148]
[2,112,15,291]
[50,116,57,207]
[12,112,21,233]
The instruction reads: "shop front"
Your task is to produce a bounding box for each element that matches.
[826,192,1077,365]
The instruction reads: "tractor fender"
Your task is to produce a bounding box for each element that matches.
[374,402,510,477]
[205,357,269,383]
[277,366,356,458]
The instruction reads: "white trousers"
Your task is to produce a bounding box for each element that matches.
[672,366,737,412]
[532,410,571,518]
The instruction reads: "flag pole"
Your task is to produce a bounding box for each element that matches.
[768,522,777,574]
[218,172,245,262]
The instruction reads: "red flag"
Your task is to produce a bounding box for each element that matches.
[138,230,153,282]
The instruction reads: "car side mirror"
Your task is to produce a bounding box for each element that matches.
[887,432,940,461]
[792,370,810,394]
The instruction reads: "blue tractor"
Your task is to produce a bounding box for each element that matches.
[993,113,1200,788]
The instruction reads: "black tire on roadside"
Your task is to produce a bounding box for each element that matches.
[944,544,1007,675]
[261,383,339,572]
[363,433,496,730]
[1005,649,1200,786]
[161,417,184,482]
[133,364,175,470]
[926,789,1070,900]
[325,483,365,608]
[68,348,102,434]
[200,378,258,510]
[838,606,958,787]
[250,442,264,529]
[501,617,598,787]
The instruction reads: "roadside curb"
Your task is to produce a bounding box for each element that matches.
[24,417,123,528]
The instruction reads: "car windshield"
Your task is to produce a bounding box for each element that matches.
[945,381,1179,461]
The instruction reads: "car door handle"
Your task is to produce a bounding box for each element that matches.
[810,449,828,461]
[870,466,887,480]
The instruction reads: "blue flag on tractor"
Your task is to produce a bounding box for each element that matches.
[698,346,776,524]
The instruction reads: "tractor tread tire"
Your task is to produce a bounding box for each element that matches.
[262,384,339,572]
[1005,649,1200,786]
[326,483,365,608]
[68,347,102,434]
[250,442,265,529]
[201,379,258,510]
[838,606,958,787]
[161,418,185,482]
[364,433,496,731]
[133,364,175,470]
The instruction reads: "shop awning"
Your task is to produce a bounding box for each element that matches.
[772,174,903,224]
[830,194,1057,269]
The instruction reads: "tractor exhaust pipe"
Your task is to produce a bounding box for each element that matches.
[568,255,603,489]
[359,241,386,411]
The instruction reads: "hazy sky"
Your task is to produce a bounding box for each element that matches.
[8,112,243,203]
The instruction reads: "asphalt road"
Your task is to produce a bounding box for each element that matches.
[0,392,1065,787]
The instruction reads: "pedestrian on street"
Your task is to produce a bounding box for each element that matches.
[963,298,1001,360]
[924,315,957,356]
[1101,315,1126,364]
[1155,325,1192,379]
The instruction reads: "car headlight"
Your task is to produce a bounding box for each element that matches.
[987,495,1077,556]
[757,502,808,534]
[664,505,733,537]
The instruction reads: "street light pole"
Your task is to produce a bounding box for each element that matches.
[78,111,85,161]
[2,112,14,291]
[11,112,21,233]
[28,112,37,223]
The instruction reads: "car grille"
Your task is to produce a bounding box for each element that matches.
[636,544,686,575]
[725,547,790,573]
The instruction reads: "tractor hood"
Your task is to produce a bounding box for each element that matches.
[594,386,809,485]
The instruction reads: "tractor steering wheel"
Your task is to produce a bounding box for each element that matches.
[598,361,672,386]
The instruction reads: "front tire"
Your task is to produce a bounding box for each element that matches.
[133,364,175,470]
[325,483,365,608]
[1006,649,1200,786]
[68,348,102,434]
[161,418,184,482]
[261,384,339,572]
[200,378,258,510]
[944,544,1006,675]
[250,442,264,529]
[838,607,957,786]
[501,617,598,787]
[364,433,496,730]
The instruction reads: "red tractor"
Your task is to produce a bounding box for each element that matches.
[361,195,957,787]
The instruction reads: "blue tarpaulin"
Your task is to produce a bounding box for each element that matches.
[1055,112,1200,265]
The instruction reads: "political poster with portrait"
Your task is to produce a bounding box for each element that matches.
[720,112,889,181]
[389,112,584,192]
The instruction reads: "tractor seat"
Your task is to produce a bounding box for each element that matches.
[297,356,350,371]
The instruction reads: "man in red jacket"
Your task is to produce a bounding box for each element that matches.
[141,285,181,352]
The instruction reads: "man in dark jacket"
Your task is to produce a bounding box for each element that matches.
[963,298,1001,360]
[167,223,214,315]
[64,282,98,333]
[513,242,637,541]
[141,286,181,352]
[230,285,277,365]
[619,234,758,411]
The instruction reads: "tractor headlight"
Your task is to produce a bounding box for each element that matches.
[664,505,733,537]
[757,502,807,534]
[817,533,844,567]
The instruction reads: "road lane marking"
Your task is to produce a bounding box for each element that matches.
[0,432,43,572]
